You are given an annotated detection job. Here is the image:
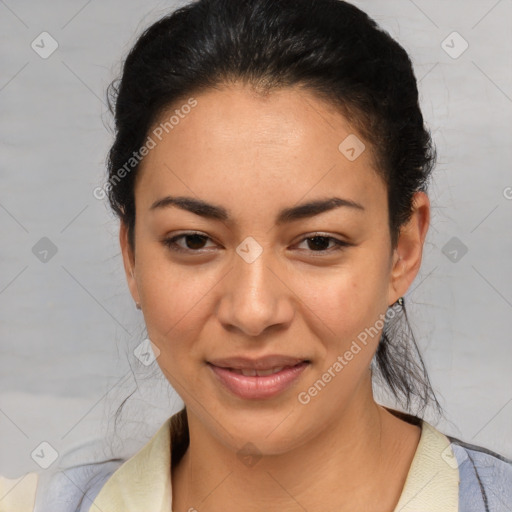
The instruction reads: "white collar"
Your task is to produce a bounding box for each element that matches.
[89,413,459,512]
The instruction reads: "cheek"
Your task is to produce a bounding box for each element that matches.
[293,252,390,343]
[290,251,388,372]
[137,261,215,395]
[135,248,213,355]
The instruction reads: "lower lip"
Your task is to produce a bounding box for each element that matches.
[208,362,309,400]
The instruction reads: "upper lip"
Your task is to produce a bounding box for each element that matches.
[208,355,310,370]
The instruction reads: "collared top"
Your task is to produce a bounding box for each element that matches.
[1,409,511,512]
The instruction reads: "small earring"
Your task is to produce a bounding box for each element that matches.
[396,297,404,306]
[135,302,142,310]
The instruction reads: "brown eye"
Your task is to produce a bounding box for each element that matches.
[162,232,215,253]
[305,236,331,251]
[162,232,350,256]
[296,234,350,253]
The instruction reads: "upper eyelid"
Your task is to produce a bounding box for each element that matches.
[166,231,345,242]
[164,232,350,250]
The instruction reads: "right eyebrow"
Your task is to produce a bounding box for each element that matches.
[149,195,365,224]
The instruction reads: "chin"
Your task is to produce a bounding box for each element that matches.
[210,405,312,455]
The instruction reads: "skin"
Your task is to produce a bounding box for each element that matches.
[120,82,430,512]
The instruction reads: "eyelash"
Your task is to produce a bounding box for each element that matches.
[162,232,350,255]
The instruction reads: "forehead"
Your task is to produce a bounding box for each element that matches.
[135,83,386,220]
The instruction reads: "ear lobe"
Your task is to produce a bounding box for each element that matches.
[388,191,430,305]
[120,222,140,305]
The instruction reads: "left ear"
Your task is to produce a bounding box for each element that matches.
[388,191,430,305]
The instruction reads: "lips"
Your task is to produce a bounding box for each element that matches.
[208,355,309,371]
[207,355,310,400]
[229,366,287,377]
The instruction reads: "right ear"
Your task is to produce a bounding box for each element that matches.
[120,221,140,305]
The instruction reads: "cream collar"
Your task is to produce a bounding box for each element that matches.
[89,414,459,512]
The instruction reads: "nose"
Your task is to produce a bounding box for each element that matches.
[216,246,294,337]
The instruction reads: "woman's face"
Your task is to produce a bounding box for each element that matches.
[121,82,428,454]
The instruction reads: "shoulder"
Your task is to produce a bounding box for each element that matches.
[0,459,124,512]
[38,458,125,512]
[0,472,39,512]
[448,435,512,512]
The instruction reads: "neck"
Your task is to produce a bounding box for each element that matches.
[171,382,421,512]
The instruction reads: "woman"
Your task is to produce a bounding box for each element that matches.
[2,0,510,510]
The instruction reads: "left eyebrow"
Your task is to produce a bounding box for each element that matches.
[275,197,365,225]
[149,195,365,224]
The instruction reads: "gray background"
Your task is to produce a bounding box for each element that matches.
[1,0,511,479]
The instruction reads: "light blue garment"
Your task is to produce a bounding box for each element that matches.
[32,460,123,512]
[448,436,512,512]
[32,438,512,511]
